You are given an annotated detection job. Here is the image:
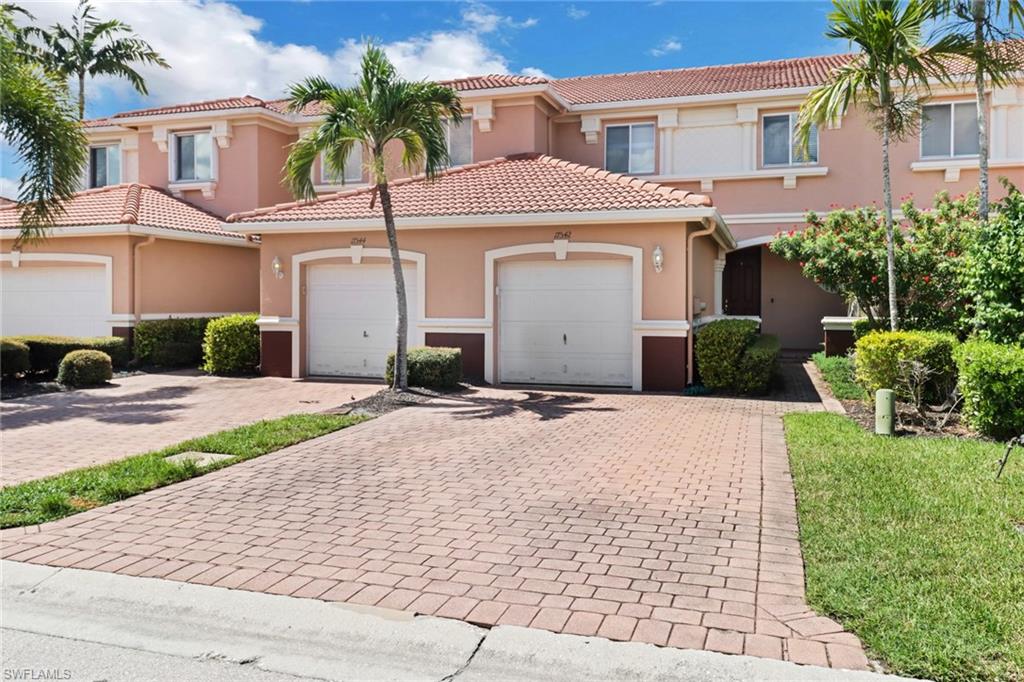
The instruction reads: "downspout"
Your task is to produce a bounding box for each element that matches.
[132,235,156,325]
[686,218,716,385]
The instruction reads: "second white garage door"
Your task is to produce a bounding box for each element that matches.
[1,265,109,337]
[307,263,418,378]
[499,260,632,387]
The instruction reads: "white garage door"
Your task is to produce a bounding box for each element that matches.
[499,260,632,387]
[1,265,108,337]
[307,263,418,378]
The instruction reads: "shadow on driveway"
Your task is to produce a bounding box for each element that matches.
[0,385,196,430]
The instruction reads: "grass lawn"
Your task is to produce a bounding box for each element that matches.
[0,413,366,529]
[811,351,867,401]
[785,412,1024,682]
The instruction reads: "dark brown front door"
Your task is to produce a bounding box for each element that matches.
[723,246,762,316]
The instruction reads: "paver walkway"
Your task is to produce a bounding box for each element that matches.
[0,372,379,485]
[0,364,869,670]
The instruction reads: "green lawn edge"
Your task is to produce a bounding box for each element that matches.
[784,412,1024,682]
[811,351,867,401]
[1,412,368,528]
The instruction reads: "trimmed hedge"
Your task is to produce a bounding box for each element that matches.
[202,314,259,375]
[10,335,129,375]
[852,318,887,341]
[386,346,462,389]
[134,317,213,367]
[854,330,957,404]
[735,334,781,395]
[694,319,759,391]
[56,349,113,387]
[1,339,30,378]
[956,339,1024,440]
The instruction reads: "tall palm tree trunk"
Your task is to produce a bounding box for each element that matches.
[973,0,990,222]
[377,181,409,391]
[77,70,85,120]
[881,118,899,331]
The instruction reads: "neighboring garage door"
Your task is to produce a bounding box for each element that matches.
[307,263,418,378]
[499,260,632,387]
[1,265,108,337]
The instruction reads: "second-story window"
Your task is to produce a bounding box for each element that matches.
[322,144,363,185]
[921,102,979,158]
[174,131,213,181]
[88,144,120,188]
[763,113,817,166]
[444,116,472,167]
[605,123,655,175]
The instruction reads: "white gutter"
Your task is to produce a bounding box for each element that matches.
[1,224,256,247]
[221,206,726,234]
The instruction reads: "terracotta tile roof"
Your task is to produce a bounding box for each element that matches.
[0,184,241,239]
[550,53,858,104]
[437,74,548,91]
[82,117,119,128]
[227,153,711,224]
[111,95,268,119]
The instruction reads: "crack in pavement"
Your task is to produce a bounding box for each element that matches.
[440,632,487,682]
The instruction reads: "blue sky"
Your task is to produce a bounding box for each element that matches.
[3,1,845,192]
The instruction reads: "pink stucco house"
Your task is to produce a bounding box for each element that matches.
[2,47,1022,389]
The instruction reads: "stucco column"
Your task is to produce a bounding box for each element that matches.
[713,257,727,315]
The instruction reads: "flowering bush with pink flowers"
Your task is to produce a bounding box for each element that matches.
[770,191,976,333]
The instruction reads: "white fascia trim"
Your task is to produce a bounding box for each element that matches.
[1,224,253,248]
[222,207,721,234]
[111,107,292,127]
[418,318,491,330]
[0,252,116,333]
[568,86,818,113]
[461,84,571,111]
[140,312,250,320]
[289,247,427,378]
[649,167,829,183]
[256,316,299,331]
[726,209,908,231]
[822,316,865,331]
[633,320,690,333]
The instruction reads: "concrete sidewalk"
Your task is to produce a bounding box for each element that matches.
[1,560,916,682]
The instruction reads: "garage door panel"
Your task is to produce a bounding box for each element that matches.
[307,264,417,378]
[498,260,633,387]
[1,266,108,338]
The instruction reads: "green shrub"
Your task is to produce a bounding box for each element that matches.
[202,314,259,375]
[56,349,113,387]
[1,338,30,378]
[385,346,462,389]
[852,318,886,341]
[854,330,957,404]
[694,319,759,391]
[12,335,128,375]
[134,317,213,367]
[956,339,1024,440]
[735,334,780,395]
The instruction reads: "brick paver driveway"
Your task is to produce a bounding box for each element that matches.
[1,363,869,670]
[0,372,379,485]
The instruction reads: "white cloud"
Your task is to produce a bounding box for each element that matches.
[0,176,20,200]
[19,0,547,109]
[566,5,589,20]
[520,67,552,79]
[648,38,682,57]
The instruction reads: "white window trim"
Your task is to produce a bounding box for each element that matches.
[444,115,473,168]
[761,112,818,168]
[87,143,122,189]
[920,100,980,160]
[603,123,657,175]
[168,129,218,185]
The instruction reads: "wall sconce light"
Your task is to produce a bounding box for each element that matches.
[10,248,21,268]
[652,245,664,273]
[271,256,284,279]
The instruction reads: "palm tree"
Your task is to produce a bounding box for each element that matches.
[936,1,1024,221]
[797,0,967,331]
[1,3,87,241]
[28,0,168,119]
[283,45,462,390]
